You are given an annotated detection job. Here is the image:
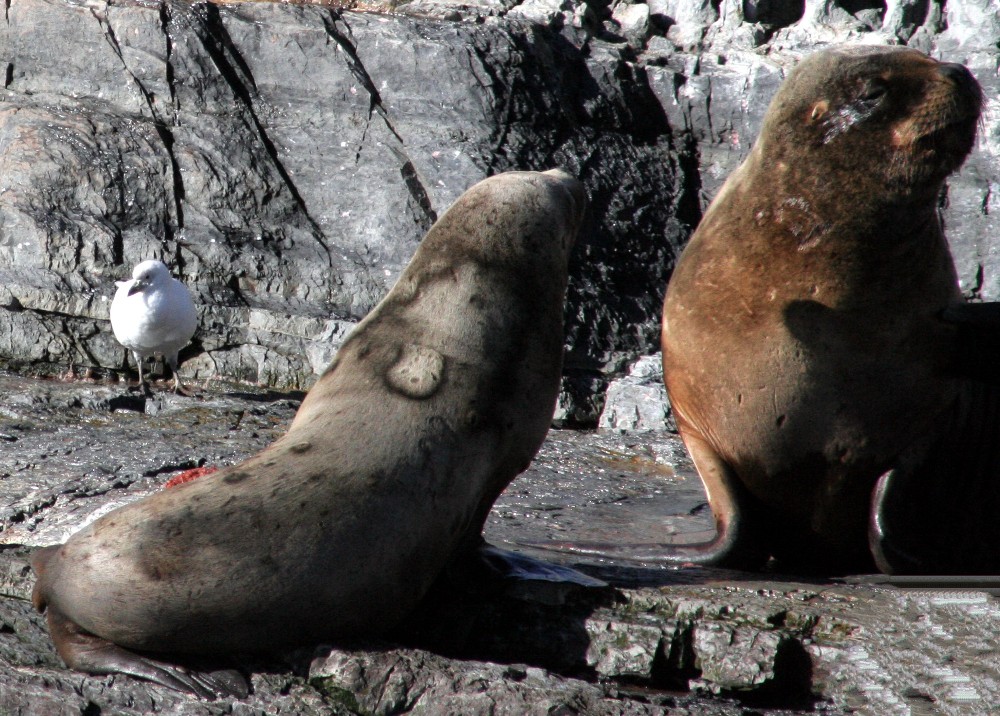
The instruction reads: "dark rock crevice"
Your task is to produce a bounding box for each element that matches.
[466,34,521,176]
[92,6,185,238]
[158,2,186,237]
[322,9,438,230]
[192,2,333,267]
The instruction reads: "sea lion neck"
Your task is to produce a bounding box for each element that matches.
[738,144,947,252]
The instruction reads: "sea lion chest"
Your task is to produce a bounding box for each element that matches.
[663,181,962,532]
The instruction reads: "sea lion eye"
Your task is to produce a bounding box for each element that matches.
[858,79,887,103]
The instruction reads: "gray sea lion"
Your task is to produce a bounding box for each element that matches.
[31,169,588,696]
[657,46,987,573]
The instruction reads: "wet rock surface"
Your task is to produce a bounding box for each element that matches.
[3,374,1000,714]
[0,0,997,424]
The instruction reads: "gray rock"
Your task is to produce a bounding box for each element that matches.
[0,0,693,426]
[611,2,651,48]
[598,353,672,432]
[586,616,665,678]
[882,0,931,40]
[507,0,573,27]
[649,0,716,48]
[309,647,673,715]
[692,624,785,692]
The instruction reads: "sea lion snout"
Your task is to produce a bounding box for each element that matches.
[937,62,982,106]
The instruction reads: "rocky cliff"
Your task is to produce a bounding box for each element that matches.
[0,0,996,426]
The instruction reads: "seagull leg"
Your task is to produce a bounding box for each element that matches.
[132,352,152,395]
[167,353,192,396]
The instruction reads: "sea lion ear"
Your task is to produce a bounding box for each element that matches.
[808,100,829,123]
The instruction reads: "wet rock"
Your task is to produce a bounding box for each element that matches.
[0,374,301,546]
[4,375,1000,713]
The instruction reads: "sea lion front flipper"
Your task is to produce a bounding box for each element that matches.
[473,543,606,587]
[870,381,1000,575]
[868,469,926,574]
[942,302,1000,383]
[42,605,249,699]
[623,428,770,568]
[521,430,769,569]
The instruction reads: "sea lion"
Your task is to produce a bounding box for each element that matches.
[31,169,588,696]
[657,45,987,573]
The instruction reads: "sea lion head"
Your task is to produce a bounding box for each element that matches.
[756,46,982,201]
[422,168,586,280]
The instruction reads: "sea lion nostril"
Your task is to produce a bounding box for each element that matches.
[938,62,983,103]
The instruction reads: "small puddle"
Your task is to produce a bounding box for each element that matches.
[486,429,714,566]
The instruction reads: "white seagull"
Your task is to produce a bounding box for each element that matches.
[110,260,198,395]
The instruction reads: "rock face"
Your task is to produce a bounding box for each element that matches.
[0,0,691,423]
[0,0,997,427]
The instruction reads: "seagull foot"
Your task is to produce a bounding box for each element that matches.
[128,380,153,397]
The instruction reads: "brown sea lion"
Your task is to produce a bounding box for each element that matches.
[31,169,588,697]
[657,45,987,573]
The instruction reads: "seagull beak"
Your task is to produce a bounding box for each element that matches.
[127,279,147,296]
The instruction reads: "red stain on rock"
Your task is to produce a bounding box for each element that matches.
[163,466,218,489]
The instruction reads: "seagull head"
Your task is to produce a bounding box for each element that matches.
[126,260,171,296]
